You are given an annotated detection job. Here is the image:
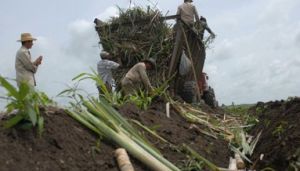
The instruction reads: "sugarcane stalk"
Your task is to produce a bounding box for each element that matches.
[66,109,101,135]
[81,109,175,171]
[115,148,135,171]
[228,157,237,170]
[166,102,170,118]
[235,153,245,169]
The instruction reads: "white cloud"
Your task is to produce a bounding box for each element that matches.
[204,0,300,104]
[95,6,119,21]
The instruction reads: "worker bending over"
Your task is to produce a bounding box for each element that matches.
[121,58,156,96]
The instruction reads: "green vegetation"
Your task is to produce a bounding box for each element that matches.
[71,69,126,106]
[128,81,169,110]
[223,104,252,116]
[223,104,263,164]
[173,101,235,141]
[63,70,171,110]
[272,121,288,137]
[98,6,172,67]
[0,76,53,136]
[129,89,153,110]
[223,104,259,132]
[182,144,220,171]
[229,129,262,163]
[255,106,264,115]
[180,159,204,171]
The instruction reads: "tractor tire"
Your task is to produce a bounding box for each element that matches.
[180,81,197,103]
[203,87,218,108]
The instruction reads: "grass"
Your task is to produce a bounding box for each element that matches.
[0,76,53,136]
[223,104,259,132]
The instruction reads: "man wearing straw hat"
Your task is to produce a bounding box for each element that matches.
[121,58,156,96]
[15,33,43,87]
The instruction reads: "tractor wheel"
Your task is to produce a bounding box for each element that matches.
[180,81,197,103]
[203,87,218,108]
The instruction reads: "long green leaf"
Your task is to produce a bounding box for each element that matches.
[18,82,30,100]
[4,114,24,128]
[249,130,262,155]
[0,76,19,99]
[27,105,37,126]
[229,144,252,163]
[96,98,148,142]
[37,117,44,136]
[83,100,119,132]
[66,109,101,135]
[57,88,74,97]
[72,72,89,81]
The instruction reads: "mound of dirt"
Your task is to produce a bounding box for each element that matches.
[0,107,125,171]
[117,98,230,168]
[0,100,230,171]
[250,97,300,170]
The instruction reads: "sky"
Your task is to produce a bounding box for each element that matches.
[0,0,299,108]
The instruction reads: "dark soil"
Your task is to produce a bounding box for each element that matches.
[0,107,124,171]
[118,98,230,168]
[0,100,230,171]
[250,97,300,170]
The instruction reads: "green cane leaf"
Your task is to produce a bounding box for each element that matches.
[0,76,19,99]
[27,106,37,126]
[4,114,24,128]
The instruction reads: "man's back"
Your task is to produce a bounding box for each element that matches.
[177,2,200,25]
[124,62,152,90]
[97,59,119,85]
[125,62,146,83]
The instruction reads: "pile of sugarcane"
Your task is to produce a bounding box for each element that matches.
[66,97,180,171]
[94,6,174,86]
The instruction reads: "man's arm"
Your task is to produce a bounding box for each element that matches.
[106,60,120,69]
[17,51,38,73]
[193,6,201,24]
[204,23,216,38]
[138,65,153,91]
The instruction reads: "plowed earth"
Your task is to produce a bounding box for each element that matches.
[0,100,230,171]
[250,98,300,170]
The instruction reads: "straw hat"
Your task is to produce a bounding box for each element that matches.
[142,58,156,68]
[17,33,37,42]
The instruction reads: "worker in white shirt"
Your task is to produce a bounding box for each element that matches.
[176,0,200,27]
[97,51,120,93]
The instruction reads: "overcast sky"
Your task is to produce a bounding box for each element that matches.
[0,0,299,108]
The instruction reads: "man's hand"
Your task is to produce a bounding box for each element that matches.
[34,56,43,66]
